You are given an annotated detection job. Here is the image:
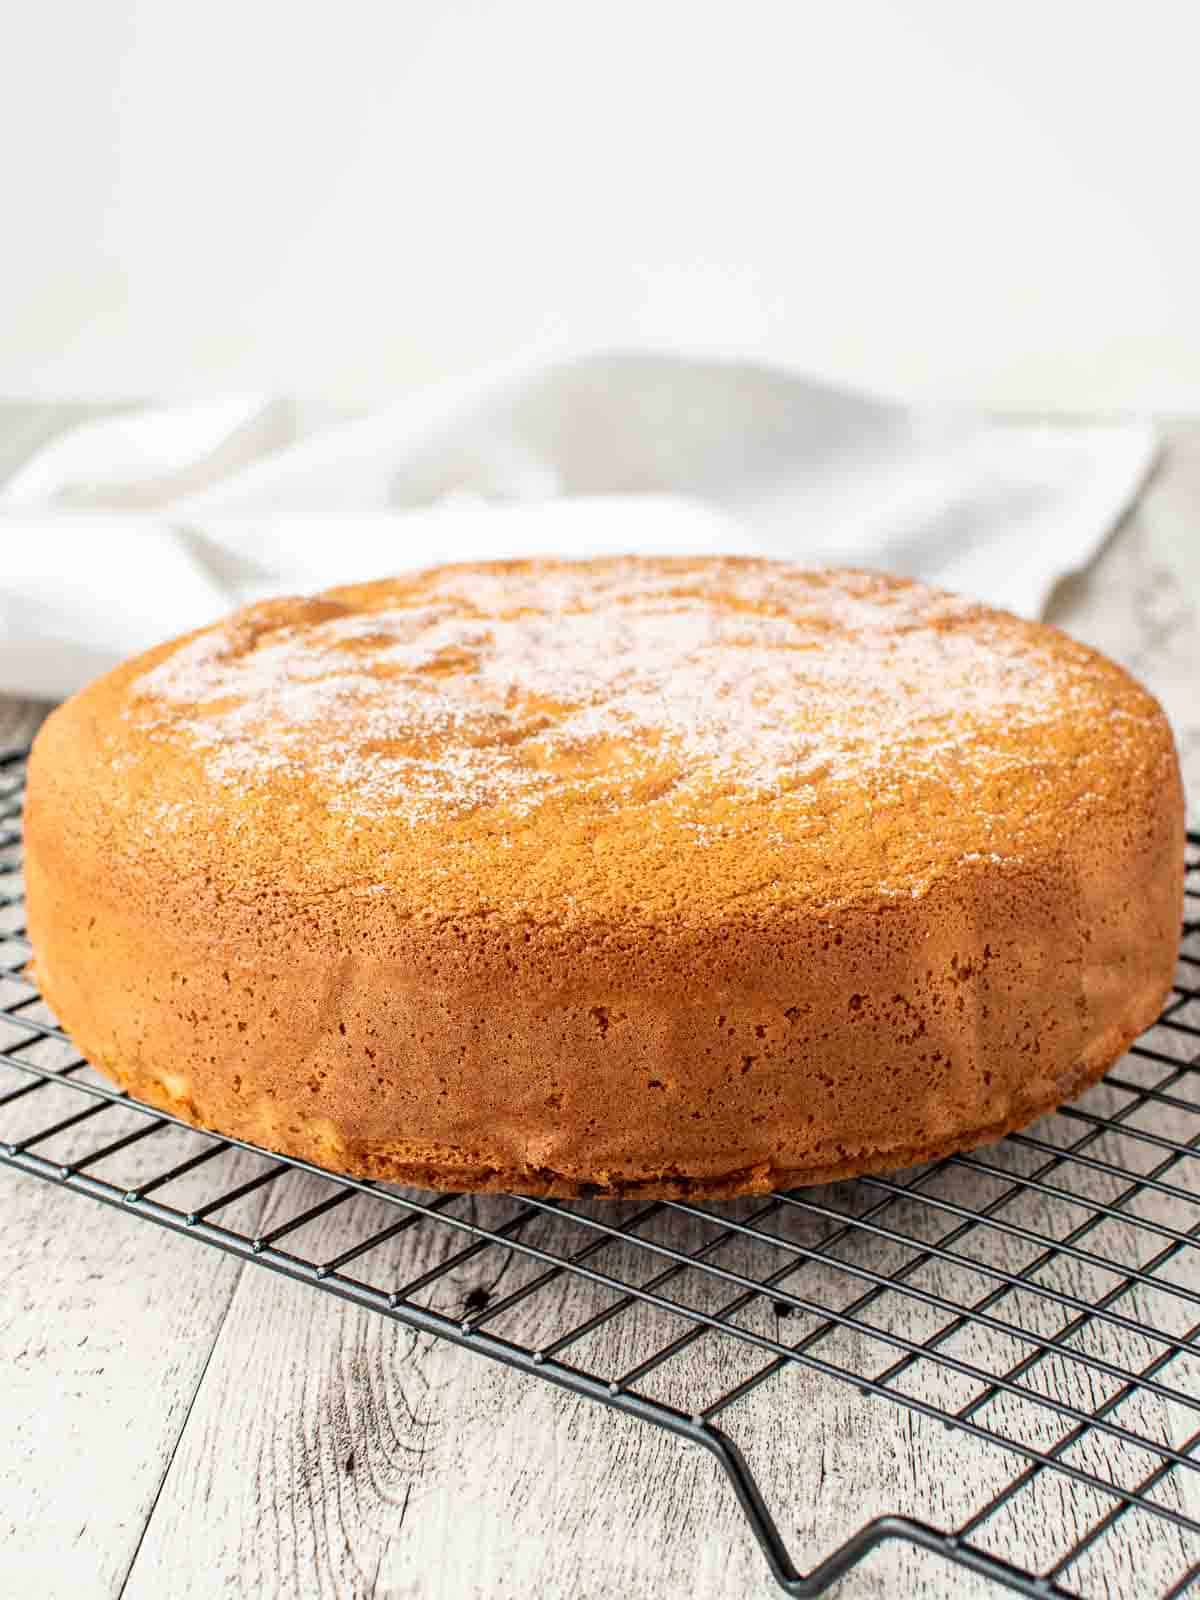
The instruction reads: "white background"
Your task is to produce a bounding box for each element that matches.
[5,0,1199,413]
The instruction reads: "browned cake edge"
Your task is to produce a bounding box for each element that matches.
[28,961,1171,1199]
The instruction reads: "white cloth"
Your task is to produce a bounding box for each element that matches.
[0,351,1158,701]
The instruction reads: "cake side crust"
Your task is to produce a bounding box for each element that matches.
[30,971,1173,1199]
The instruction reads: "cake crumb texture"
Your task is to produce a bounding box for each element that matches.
[24,557,1185,1195]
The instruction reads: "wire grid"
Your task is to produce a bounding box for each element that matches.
[1,743,1198,1599]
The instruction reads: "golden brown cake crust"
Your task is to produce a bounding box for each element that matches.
[24,558,1185,1196]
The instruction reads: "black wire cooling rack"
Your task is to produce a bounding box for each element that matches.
[1,743,1198,1598]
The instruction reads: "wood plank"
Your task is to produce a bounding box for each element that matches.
[0,1102,276,1600]
[0,697,49,750]
[115,1084,1200,1600]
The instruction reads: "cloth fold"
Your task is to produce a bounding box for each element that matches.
[0,351,1158,701]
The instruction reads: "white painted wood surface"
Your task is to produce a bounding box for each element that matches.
[1,417,1198,1600]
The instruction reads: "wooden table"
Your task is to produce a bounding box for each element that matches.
[1,420,1198,1600]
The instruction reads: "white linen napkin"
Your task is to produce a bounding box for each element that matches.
[0,351,1158,701]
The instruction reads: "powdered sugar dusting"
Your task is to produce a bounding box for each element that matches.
[128,560,1121,826]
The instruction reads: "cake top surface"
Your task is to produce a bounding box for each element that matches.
[47,557,1177,928]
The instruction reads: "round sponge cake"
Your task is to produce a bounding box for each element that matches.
[24,558,1185,1197]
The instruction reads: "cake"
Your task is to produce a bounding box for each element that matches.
[23,557,1184,1197]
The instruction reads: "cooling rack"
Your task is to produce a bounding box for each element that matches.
[1,743,1197,1598]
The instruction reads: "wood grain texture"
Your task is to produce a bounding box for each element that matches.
[1,415,1198,1600]
[0,697,50,750]
[71,1121,1200,1600]
[0,1088,274,1600]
